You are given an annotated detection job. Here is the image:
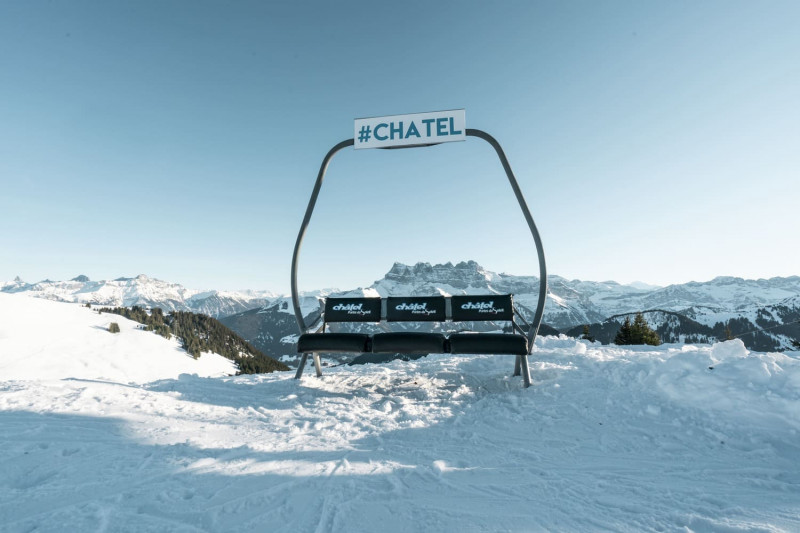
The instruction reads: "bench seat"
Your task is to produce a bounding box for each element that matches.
[295,295,534,387]
[297,333,371,353]
[448,332,528,356]
[372,332,447,354]
[297,332,527,356]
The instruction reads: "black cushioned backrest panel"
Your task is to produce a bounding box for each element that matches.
[386,296,446,322]
[324,297,382,323]
[450,294,513,321]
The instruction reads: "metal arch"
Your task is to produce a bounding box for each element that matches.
[464,129,548,354]
[290,138,354,332]
[289,129,547,383]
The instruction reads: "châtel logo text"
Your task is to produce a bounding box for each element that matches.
[332,303,372,315]
[395,302,436,315]
[460,301,504,314]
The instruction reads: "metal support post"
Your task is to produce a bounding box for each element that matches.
[519,354,532,388]
[295,353,309,379]
[313,353,323,377]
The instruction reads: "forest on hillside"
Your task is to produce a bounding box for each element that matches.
[98,306,289,374]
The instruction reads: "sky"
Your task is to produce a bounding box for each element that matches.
[1,1,798,293]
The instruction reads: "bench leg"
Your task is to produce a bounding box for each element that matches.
[313,353,323,377]
[513,355,521,376]
[519,354,532,388]
[295,353,309,379]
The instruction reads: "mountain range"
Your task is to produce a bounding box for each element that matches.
[0,274,276,318]
[5,262,799,361]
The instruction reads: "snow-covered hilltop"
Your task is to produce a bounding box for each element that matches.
[0,292,237,382]
[0,274,277,318]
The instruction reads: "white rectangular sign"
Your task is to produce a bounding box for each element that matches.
[354,109,466,149]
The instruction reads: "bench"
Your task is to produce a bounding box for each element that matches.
[290,128,548,389]
[294,294,533,384]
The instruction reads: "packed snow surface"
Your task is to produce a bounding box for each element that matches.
[1,299,799,531]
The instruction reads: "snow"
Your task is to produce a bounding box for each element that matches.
[1,294,799,531]
[0,293,237,383]
[1,275,277,318]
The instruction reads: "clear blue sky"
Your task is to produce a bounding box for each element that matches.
[2,1,798,292]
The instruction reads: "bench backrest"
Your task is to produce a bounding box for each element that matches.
[323,294,515,324]
[386,296,446,322]
[324,297,382,323]
[450,294,513,321]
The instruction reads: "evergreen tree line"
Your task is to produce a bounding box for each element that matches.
[613,313,661,346]
[98,306,289,374]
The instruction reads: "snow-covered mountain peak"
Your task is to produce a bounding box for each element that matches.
[2,276,27,291]
[626,280,663,290]
[0,274,276,318]
[381,260,497,291]
[708,275,745,284]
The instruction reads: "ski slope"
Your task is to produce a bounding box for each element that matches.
[1,295,799,531]
[0,293,237,382]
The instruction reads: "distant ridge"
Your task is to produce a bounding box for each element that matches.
[5,263,800,356]
[0,274,277,318]
[217,261,800,361]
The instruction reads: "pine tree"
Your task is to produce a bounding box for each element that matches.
[615,313,660,346]
[108,322,120,333]
[151,307,165,325]
[581,325,595,342]
[98,305,288,372]
[724,322,735,341]
[631,312,661,346]
[614,317,633,345]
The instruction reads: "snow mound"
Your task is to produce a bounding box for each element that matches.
[0,293,237,383]
[711,338,749,361]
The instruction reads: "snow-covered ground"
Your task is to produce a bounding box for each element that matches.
[0,293,237,382]
[1,294,799,531]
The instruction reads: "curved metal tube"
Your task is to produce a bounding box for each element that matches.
[290,138,354,331]
[290,130,547,355]
[465,129,547,353]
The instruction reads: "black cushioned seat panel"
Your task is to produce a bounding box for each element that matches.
[386,296,446,322]
[297,333,370,353]
[451,294,514,321]
[448,333,528,355]
[371,332,446,354]
[324,297,382,323]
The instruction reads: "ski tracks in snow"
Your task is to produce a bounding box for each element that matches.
[1,339,800,531]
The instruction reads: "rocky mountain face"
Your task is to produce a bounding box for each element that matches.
[0,275,275,318]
